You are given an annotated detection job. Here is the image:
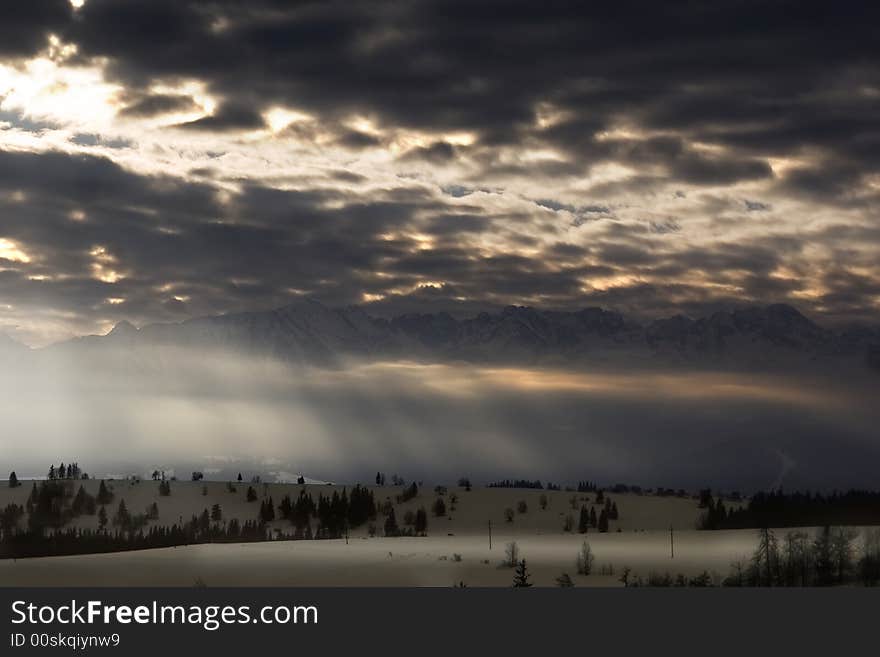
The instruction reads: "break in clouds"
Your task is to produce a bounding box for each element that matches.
[0,1,878,346]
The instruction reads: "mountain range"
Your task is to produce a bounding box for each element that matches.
[15,299,877,373]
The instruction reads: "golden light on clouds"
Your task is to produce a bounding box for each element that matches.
[0,56,118,129]
[264,107,311,133]
[334,361,852,410]
[89,246,124,283]
[0,238,31,263]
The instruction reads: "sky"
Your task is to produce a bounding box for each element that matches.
[4,348,878,489]
[1,1,879,347]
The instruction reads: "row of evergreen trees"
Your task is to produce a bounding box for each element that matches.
[576,501,618,533]
[47,463,86,480]
[708,489,880,529]
[260,486,378,538]
[0,513,271,559]
[487,479,545,489]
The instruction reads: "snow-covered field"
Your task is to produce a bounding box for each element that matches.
[1,480,760,586]
[0,530,762,587]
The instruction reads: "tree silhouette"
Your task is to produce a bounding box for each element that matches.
[384,507,399,537]
[753,527,780,586]
[504,541,519,567]
[555,572,574,587]
[576,541,594,575]
[8,472,19,488]
[513,559,532,587]
[578,505,589,533]
[414,507,428,534]
[114,500,131,530]
[96,480,113,504]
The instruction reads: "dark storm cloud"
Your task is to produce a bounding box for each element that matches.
[0,1,873,198]
[1,146,873,338]
[399,141,457,164]
[1,1,879,336]
[117,92,200,118]
[0,0,72,56]
[53,1,879,192]
[0,149,506,329]
[334,129,383,150]
[0,148,621,323]
[175,102,266,131]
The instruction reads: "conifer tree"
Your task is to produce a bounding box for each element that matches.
[72,485,85,510]
[384,507,399,536]
[578,505,589,533]
[415,507,428,534]
[555,573,574,587]
[96,480,113,504]
[114,499,131,529]
[27,482,37,514]
[513,559,532,587]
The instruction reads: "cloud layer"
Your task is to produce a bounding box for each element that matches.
[0,1,878,345]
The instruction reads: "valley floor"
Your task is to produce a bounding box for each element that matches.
[0,529,766,587]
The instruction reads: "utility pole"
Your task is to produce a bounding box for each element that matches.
[488,520,492,550]
[670,525,674,559]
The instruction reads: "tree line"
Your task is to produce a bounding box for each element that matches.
[699,489,880,530]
